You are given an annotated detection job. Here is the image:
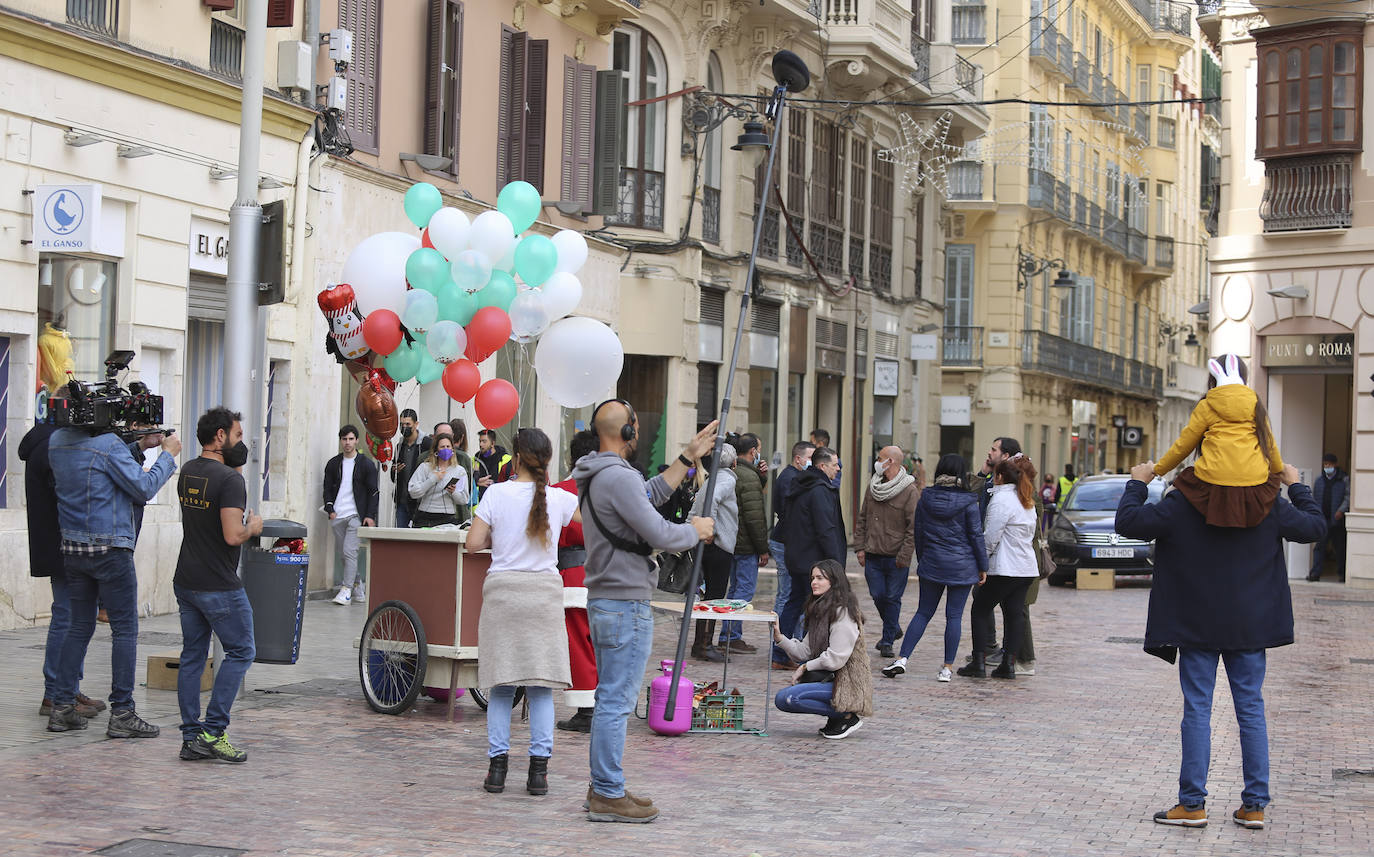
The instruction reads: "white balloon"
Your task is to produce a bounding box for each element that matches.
[468,211,515,263]
[341,232,421,316]
[534,317,624,408]
[551,229,589,274]
[451,249,493,294]
[539,272,582,320]
[509,288,550,344]
[427,207,471,259]
[426,319,468,364]
[401,289,439,333]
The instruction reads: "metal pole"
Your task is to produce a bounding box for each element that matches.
[663,85,791,721]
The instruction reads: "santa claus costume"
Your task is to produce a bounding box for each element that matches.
[553,475,597,731]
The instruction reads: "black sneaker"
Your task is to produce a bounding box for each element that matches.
[180,730,247,762]
[817,716,842,735]
[47,703,89,733]
[106,708,159,739]
[877,645,895,659]
[820,713,863,739]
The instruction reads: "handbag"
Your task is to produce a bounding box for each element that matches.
[797,669,836,684]
[656,551,693,594]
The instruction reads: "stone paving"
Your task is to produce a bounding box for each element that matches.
[1,563,1371,857]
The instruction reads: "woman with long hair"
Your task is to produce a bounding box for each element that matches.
[407,434,467,527]
[772,558,874,739]
[465,428,580,796]
[882,454,988,681]
[959,454,1039,680]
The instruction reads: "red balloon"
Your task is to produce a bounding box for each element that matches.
[421,228,435,250]
[441,359,482,404]
[465,307,512,363]
[362,309,404,356]
[474,379,519,429]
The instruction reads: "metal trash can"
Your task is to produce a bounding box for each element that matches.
[242,519,309,665]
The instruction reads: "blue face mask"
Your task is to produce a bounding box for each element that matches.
[437,448,454,462]
[1323,466,1335,477]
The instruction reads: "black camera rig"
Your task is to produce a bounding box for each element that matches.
[48,349,168,436]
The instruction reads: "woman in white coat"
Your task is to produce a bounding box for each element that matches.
[959,454,1039,680]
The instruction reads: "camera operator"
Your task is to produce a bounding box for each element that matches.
[47,416,181,737]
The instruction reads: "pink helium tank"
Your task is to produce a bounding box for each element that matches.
[647,660,694,736]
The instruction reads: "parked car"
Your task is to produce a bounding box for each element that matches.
[1046,474,1165,586]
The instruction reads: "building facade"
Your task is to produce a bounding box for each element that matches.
[1200,0,1366,584]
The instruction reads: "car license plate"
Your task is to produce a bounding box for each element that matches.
[1092,547,1134,558]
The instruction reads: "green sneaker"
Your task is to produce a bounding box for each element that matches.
[180,730,247,763]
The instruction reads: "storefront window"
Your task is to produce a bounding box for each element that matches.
[38,254,118,385]
[747,368,777,463]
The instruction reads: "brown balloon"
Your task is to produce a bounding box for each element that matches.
[355,376,398,442]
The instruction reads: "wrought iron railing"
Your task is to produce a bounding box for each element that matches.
[1127,228,1147,264]
[869,244,893,293]
[1022,330,1162,397]
[955,55,981,98]
[1091,69,1106,105]
[211,19,244,80]
[1055,179,1072,221]
[760,207,780,259]
[1154,236,1175,269]
[67,0,118,37]
[1130,0,1192,35]
[949,161,984,200]
[810,222,845,275]
[1058,36,1075,78]
[1157,117,1177,149]
[606,168,665,230]
[1260,154,1353,231]
[1030,19,1059,67]
[1074,193,1087,230]
[1103,213,1127,254]
[952,1,986,44]
[910,29,931,87]
[1028,167,1055,212]
[1088,201,1102,236]
[1196,0,1221,14]
[1070,53,1091,93]
[1132,107,1150,141]
[943,326,984,367]
[702,186,721,245]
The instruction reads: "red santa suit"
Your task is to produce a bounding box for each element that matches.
[554,477,597,708]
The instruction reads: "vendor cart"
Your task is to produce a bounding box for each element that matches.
[356,527,507,718]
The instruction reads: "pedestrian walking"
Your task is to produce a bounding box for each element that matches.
[719,433,770,654]
[324,425,378,605]
[407,433,468,527]
[390,409,422,528]
[571,400,716,823]
[882,454,987,682]
[689,444,739,662]
[1308,452,1348,581]
[174,407,261,763]
[1117,459,1324,830]
[960,454,1038,680]
[853,445,919,659]
[465,428,580,797]
[776,447,846,670]
[554,430,600,734]
[772,558,873,739]
[767,440,815,666]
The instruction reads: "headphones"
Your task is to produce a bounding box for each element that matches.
[591,398,637,443]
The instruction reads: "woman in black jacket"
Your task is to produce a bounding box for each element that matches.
[882,454,987,682]
[1117,459,1324,831]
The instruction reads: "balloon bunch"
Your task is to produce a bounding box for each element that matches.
[319,180,623,447]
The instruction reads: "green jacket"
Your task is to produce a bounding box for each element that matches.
[734,462,770,556]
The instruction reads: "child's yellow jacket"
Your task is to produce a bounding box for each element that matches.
[1154,385,1283,486]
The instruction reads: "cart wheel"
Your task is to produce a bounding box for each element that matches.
[360,600,427,715]
[467,686,526,712]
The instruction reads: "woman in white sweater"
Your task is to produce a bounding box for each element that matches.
[407,435,468,527]
[960,454,1039,679]
[772,558,874,739]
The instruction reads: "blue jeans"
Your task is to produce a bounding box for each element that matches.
[1178,648,1270,808]
[487,685,554,758]
[395,502,413,529]
[588,598,654,799]
[863,556,909,647]
[899,579,973,664]
[768,539,790,617]
[719,553,761,643]
[175,585,256,740]
[55,549,139,710]
[774,682,840,718]
[43,568,79,700]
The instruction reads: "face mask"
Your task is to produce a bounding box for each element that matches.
[402,426,413,438]
[874,460,887,475]
[1323,466,1335,477]
[223,441,249,469]
[803,460,813,469]
[437,448,454,462]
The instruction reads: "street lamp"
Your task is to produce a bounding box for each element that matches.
[1017,245,1075,291]
[731,117,771,171]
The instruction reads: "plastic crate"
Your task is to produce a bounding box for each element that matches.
[691,692,744,730]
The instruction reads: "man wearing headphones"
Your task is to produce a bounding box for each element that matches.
[571,400,717,823]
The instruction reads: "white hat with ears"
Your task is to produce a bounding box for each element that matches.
[1208,353,1244,387]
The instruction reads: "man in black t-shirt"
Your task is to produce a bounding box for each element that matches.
[174,406,263,764]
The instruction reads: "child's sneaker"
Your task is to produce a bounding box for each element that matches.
[1153,803,1207,827]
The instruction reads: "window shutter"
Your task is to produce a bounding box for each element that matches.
[341,0,381,153]
[497,27,526,186]
[448,2,463,171]
[592,69,627,215]
[561,57,577,203]
[562,58,596,211]
[204,0,235,10]
[424,0,448,157]
[523,39,548,193]
[266,0,294,27]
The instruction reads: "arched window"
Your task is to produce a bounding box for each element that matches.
[702,53,724,244]
[608,26,667,230]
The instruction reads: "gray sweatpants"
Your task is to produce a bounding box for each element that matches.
[330,514,361,588]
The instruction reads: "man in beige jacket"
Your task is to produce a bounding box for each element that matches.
[853,446,920,659]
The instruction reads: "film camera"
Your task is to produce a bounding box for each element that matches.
[48,350,166,435]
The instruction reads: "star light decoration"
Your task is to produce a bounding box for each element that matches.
[879,112,1154,212]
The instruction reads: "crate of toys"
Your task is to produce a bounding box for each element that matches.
[690,681,744,731]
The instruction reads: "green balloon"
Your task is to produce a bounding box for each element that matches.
[496,181,542,234]
[405,248,450,294]
[383,340,421,383]
[476,270,518,312]
[415,350,444,385]
[437,282,479,325]
[403,182,443,229]
[512,234,558,287]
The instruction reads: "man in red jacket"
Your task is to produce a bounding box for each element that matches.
[554,430,600,732]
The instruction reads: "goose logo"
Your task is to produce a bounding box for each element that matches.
[43,189,84,235]
[34,184,100,251]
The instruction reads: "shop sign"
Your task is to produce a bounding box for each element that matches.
[873,359,899,396]
[1261,333,1353,368]
[33,184,102,251]
[941,396,971,426]
[909,334,938,361]
[190,217,231,275]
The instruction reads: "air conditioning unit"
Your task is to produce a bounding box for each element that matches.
[326,76,348,114]
[327,28,354,64]
[276,41,312,92]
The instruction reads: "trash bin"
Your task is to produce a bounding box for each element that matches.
[242,519,309,665]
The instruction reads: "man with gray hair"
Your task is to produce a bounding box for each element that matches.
[854,446,920,659]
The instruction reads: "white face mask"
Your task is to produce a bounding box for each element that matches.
[1323,466,1335,477]
[874,460,887,475]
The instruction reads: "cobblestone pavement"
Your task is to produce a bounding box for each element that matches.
[1,562,1371,857]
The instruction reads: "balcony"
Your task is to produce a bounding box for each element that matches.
[870,244,893,293]
[1069,53,1091,93]
[943,326,984,367]
[1028,167,1055,212]
[952,0,986,44]
[67,0,118,37]
[1260,154,1354,232]
[1131,107,1150,143]
[1103,212,1127,254]
[955,55,982,99]
[949,161,985,200]
[817,0,921,91]
[1129,0,1192,37]
[1091,69,1106,107]
[1157,117,1177,149]
[1088,201,1102,236]
[1030,19,1063,76]
[1074,193,1088,231]
[1055,179,1072,221]
[1154,236,1174,269]
[702,186,720,245]
[910,29,931,88]
[1126,228,1147,264]
[1057,35,1075,79]
[1022,330,1162,398]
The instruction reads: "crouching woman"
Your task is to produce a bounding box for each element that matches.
[772,559,873,739]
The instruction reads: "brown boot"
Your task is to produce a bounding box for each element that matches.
[583,787,654,810]
[587,790,660,823]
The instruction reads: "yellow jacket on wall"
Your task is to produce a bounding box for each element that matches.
[1154,385,1284,487]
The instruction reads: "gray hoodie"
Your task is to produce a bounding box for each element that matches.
[572,451,701,600]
